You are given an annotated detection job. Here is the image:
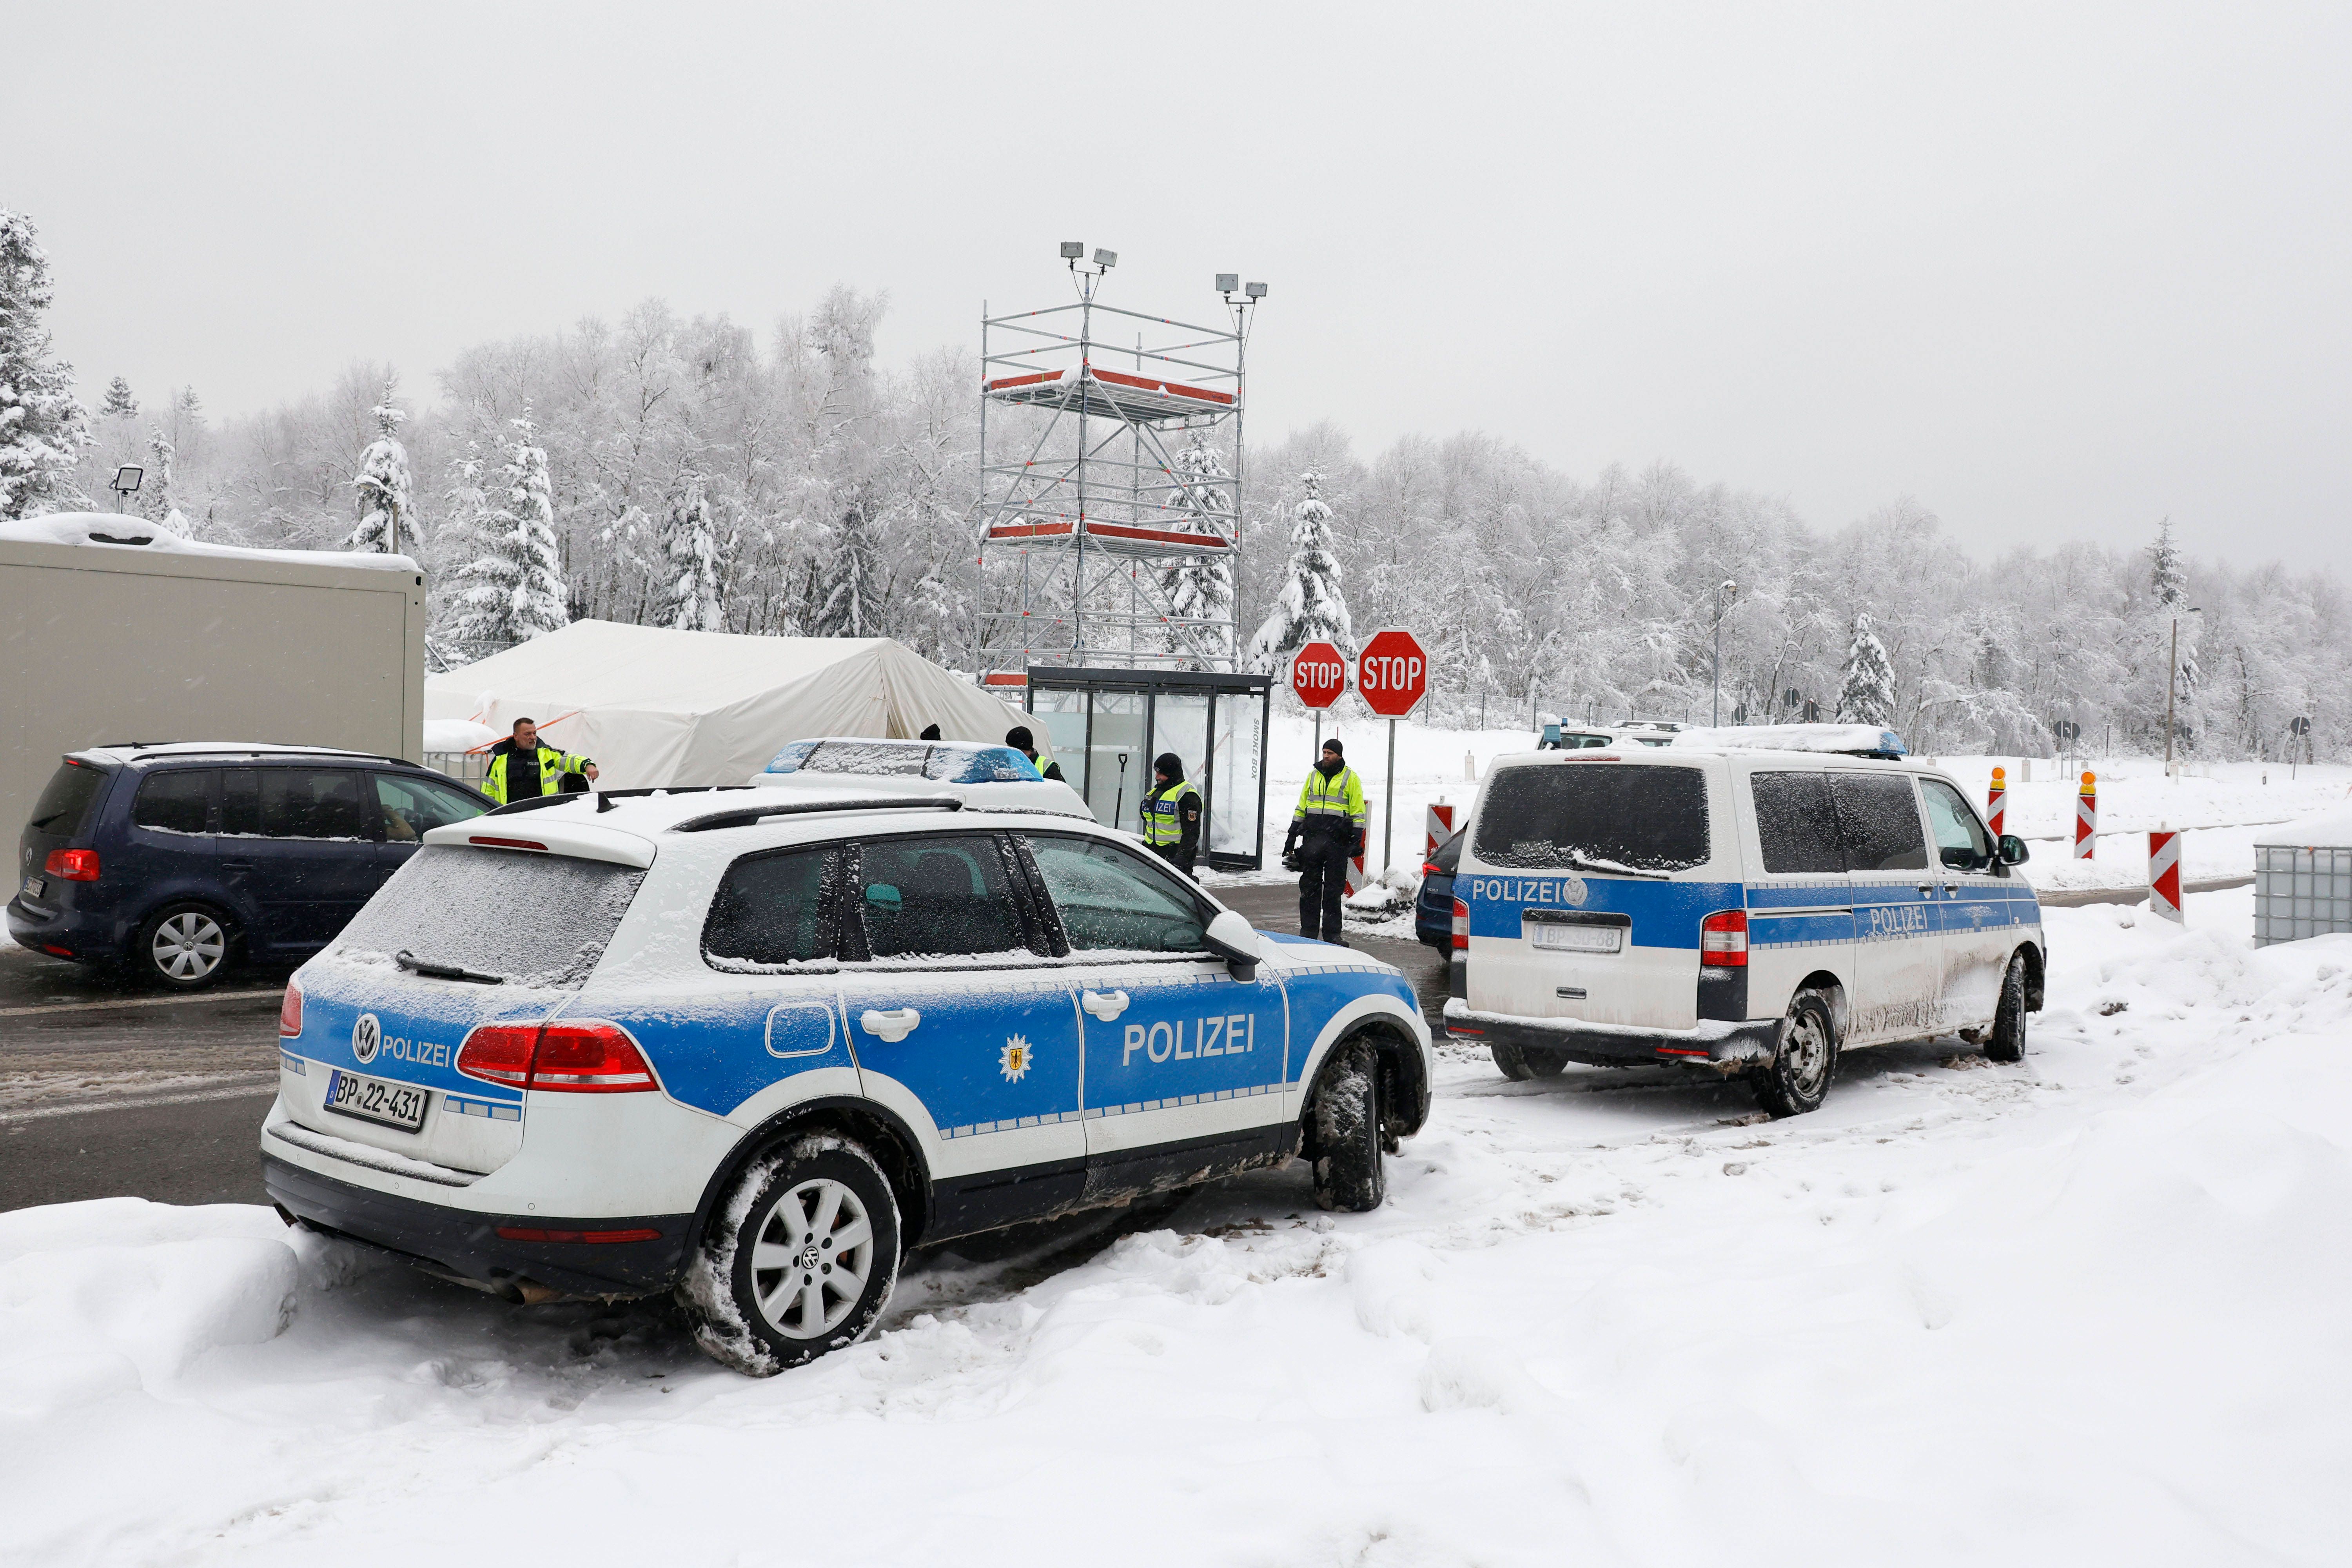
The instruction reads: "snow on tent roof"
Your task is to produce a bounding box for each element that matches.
[0,512,419,572]
[1670,723,1907,758]
[423,620,1044,790]
[2254,808,2352,850]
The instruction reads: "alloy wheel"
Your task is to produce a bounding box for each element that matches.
[748,1177,875,1338]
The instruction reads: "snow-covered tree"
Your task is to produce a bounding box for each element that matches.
[1835,612,1896,725]
[1246,470,1353,671]
[138,428,190,536]
[347,396,415,553]
[2149,516,2188,607]
[1162,439,1236,664]
[0,207,92,519]
[811,492,880,637]
[101,376,138,419]
[653,474,727,631]
[443,416,568,646]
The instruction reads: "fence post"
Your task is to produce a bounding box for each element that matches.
[2148,830,2184,924]
[2075,771,2097,859]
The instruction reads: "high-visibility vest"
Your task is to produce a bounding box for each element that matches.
[483,745,593,805]
[1141,779,1200,847]
[1292,765,1366,831]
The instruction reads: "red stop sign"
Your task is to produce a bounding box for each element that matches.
[1289,641,1348,710]
[1355,628,1429,718]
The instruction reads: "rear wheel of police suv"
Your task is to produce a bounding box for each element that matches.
[679,1134,902,1376]
[1983,953,2030,1063]
[1490,1042,1568,1081]
[136,902,233,989]
[1752,987,1838,1118]
[1308,1041,1387,1212]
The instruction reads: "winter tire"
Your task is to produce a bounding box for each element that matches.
[1308,1040,1387,1213]
[1984,953,2030,1063]
[136,903,232,989]
[1491,1042,1568,1081]
[679,1134,901,1376]
[1752,986,1838,1118]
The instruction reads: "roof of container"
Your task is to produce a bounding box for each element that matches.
[2254,808,2352,850]
[0,512,419,573]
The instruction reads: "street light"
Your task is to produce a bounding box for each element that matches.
[1711,579,1739,726]
[2164,604,2202,776]
[1059,241,1085,260]
[109,465,143,513]
[1216,272,1239,293]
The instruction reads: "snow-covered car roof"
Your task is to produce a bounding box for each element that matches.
[759,737,1043,784]
[1669,723,1907,759]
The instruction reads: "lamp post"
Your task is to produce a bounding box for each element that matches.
[1711,579,1739,726]
[2163,604,2201,776]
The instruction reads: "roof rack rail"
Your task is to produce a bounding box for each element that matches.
[671,796,965,834]
[595,785,754,815]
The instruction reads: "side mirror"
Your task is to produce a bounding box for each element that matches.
[1998,834,2029,866]
[1203,907,1262,982]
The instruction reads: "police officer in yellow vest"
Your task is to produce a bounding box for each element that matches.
[482,717,599,806]
[1283,737,1367,944]
[1139,751,1203,875]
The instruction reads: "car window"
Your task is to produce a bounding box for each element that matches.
[1431,827,1465,874]
[132,769,213,835]
[704,847,840,969]
[1828,773,1929,871]
[1750,772,1845,875]
[27,762,109,834]
[1471,763,1711,872]
[1919,778,1994,870]
[1025,835,1210,955]
[222,768,370,840]
[374,774,484,842]
[330,844,644,988]
[853,834,1030,959]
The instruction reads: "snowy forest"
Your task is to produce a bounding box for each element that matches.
[4,205,2344,760]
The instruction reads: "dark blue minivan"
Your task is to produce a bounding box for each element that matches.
[9,743,493,988]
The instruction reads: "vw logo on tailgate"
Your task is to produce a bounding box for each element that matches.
[352,1012,382,1064]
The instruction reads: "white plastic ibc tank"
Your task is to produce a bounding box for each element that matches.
[2253,808,2352,946]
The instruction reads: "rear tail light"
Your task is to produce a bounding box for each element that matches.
[1700,909,1748,967]
[1451,897,1470,950]
[469,836,549,852]
[457,1020,659,1094]
[44,848,100,881]
[1421,860,1440,876]
[279,979,304,1038]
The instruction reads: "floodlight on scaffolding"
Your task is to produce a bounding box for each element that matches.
[1093,249,1118,268]
[1216,273,1239,293]
[1245,281,1267,299]
[1060,241,1085,259]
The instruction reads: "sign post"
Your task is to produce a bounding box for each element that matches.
[2076,772,2097,859]
[1287,641,1348,756]
[1986,766,2007,838]
[1426,802,1455,858]
[1356,628,1430,874]
[2149,830,2184,924]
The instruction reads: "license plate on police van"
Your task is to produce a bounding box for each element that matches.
[1529,922,1623,954]
[323,1069,430,1131]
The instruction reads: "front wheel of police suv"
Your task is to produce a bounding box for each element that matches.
[1308,1040,1387,1213]
[1751,986,1839,1118]
[679,1134,902,1375]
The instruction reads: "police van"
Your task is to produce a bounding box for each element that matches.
[262,784,1430,1374]
[1442,727,2043,1115]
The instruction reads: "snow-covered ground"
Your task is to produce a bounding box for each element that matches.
[4,885,2348,1565]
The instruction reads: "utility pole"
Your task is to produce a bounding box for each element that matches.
[1711,580,1738,726]
[2163,616,2179,775]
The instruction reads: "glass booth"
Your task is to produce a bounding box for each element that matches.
[1025,666,1273,869]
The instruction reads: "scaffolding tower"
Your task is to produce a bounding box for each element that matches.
[972,250,1264,682]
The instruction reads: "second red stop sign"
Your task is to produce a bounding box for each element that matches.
[1356,628,1429,718]
[1289,641,1348,710]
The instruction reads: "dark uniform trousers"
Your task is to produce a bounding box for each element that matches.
[1296,829,1352,942]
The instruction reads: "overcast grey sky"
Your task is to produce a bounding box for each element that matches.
[11,2,2348,572]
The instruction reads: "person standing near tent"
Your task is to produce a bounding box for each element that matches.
[1139,751,1203,875]
[482,717,598,806]
[1005,725,1065,783]
[1282,738,1365,944]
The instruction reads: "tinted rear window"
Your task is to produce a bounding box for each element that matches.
[704,847,842,970]
[1472,764,1711,872]
[27,762,108,835]
[134,769,214,835]
[1751,772,1844,874]
[330,845,645,987]
[1829,773,1929,871]
[1430,827,1465,873]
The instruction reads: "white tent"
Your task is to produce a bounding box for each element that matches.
[423,621,1049,788]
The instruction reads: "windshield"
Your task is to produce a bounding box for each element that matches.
[328,845,645,987]
[1472,763,1712,873]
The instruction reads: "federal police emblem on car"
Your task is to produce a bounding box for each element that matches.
[352,1012,381,1065]
[1561,872,1589,907]
[1000,1034,1033,1083]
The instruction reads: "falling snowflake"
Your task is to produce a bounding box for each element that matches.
[1000,1034,1033,1083]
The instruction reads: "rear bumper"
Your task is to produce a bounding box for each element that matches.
[1440,999,1780,1070]
[5,897,115,960]
[262,1151,691,1299]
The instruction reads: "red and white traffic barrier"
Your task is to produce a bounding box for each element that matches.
[1987,766,2007,839]
[2075,771,2097,860]
[2148,830,2183,924]
[1426,802,1455,858]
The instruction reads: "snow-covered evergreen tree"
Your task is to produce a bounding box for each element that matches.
[101,376,138,419]
[653,474,727,631]
[1246,470,1353,672]
[2149,517,2187,607]
[347,397,414,553]
[0,207,93,519]
[1162,439,1236,664]
[811,493,880,637]
[139,428,190,536]
[444,416,568,646]
[1835,612,1896,726]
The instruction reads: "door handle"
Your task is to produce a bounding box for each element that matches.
[1081,989,1130,1021]
[1915,884,1934,896]
[858,1007,921,1043]
[1943,883,1958,895]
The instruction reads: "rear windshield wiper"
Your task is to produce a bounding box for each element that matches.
[1559,853,1673,881]
[394,949,505,985]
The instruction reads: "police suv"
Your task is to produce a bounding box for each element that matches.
[1443,727,2043,1116]
[262,784,1430,1374]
